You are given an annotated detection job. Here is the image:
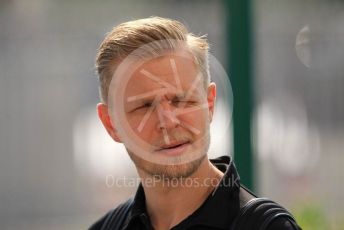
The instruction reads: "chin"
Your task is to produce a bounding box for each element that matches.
[130,150,207,180]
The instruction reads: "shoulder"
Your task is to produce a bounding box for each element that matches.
[266,218,302,230]
[88,198,134,230]
[236,187,302,230]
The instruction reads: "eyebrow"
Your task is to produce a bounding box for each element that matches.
[126,88,167,103]
[126,88,187,103]
[127,91,188,109]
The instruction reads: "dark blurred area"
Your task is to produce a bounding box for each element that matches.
[0,0,343,229]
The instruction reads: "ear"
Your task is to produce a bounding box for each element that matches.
[97,103,122,143]
[207,82,216,123]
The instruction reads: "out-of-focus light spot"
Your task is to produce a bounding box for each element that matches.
[209,99,232,159]
[295,25,311,68]
[73,107,133,178]
[254,95,321,175]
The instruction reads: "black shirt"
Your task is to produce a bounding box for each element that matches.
[90,156,301,230]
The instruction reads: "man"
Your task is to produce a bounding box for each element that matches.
[90,17,301,230]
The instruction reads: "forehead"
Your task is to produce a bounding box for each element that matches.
[125,51,200,95]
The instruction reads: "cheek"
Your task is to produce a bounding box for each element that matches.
[126,112,158,143]
[180,109,208,135]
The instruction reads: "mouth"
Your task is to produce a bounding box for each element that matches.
[155,141,191,156]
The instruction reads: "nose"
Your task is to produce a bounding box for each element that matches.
[156,100,180,130]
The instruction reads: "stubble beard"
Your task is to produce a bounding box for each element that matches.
[126,133,210,180]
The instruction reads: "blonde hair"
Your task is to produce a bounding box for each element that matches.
[96,16,210,103]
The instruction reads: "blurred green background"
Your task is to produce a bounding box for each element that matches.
[1,0,343,229]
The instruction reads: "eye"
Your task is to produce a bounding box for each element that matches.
[137,102,152,110]
[172,96,185,103]
[172,98,197,106]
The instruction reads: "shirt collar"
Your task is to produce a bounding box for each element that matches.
[125,155,241,229]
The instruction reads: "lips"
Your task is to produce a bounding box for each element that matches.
[155,140,190,156]
[158,140,189,150]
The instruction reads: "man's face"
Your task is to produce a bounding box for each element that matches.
[108,50,216,179]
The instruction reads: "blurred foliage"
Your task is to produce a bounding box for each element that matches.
[292,202,337,230]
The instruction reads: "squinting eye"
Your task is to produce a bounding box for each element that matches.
[174,100,196,105]
[139,102,152,109]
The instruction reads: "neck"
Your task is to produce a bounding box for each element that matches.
[138,158,224,230]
